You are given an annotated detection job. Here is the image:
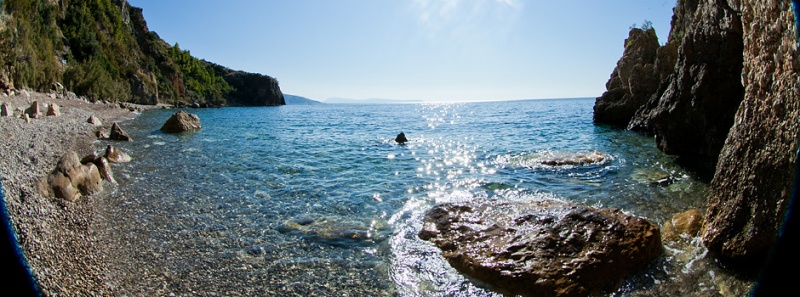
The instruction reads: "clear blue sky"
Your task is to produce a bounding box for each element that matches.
[128,0,675,102]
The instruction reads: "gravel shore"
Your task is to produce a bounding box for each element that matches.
[0,91,158,296]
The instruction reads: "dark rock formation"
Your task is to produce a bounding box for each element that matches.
[160,110,201,133]
[632,0,744,176]
[395,132,408,144]
[702,0,799,266]
[593,28,669,127]
[217,67,286,106]
[419,199,662,297]
[109,122,133,141]
[37,151,103,202]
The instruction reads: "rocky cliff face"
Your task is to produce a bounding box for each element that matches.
[0,0,284,107]
[595,0,799,267]
[593,28,671,127]
[702,0,799,266]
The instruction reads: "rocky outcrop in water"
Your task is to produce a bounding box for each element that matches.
[596,0,799,268]
[419,199,662,297]
[702,0,799,266]
[635,0,744,176]
[593,27,673,127]
[109,122,133,141]
[160,110,201,133]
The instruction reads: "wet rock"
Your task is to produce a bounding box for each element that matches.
[109,122,133,141]
[538,150,609,166]
[277,215,389,247]
[662,209,704,241]
[419,199,662,297]
[395,132,408,144]
[38,151,104,201]
[46,103,60,116]
[160,110,201,133]
[81,154,116,184]
[87,115,102,126]
[104,145,132,163]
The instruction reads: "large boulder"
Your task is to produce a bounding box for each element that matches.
[702,0,799,266]
[109,122,133,141]
[38,151,104,202]
[160,110,201,133]
[419,199,662,297]
[629,0,744,177]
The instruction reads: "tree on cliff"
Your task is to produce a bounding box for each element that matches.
[0,0,284,106]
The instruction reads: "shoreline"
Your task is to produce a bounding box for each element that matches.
[0,90,158,296]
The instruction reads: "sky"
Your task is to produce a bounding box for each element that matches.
[127,0,676,102]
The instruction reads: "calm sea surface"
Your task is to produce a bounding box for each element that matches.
[100,98,753,296]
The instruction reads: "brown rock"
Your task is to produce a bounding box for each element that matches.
[0,101,12,117]
[46,103,60,116]
[662,209,704,241]
[25,101,42,118]
[40,151,104,201]
[104,145,131,163]
[160,110,201,133]
[419,199,662,297]
[702,0,799,266]
[87,115,103,126]
[109,122,133,141]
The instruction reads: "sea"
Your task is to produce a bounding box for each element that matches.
[98,98,755,296]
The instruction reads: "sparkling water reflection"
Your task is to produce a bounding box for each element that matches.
[99,99,752,296]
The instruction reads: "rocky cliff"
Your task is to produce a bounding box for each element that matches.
[0,0,284,106]
[595,0,799,268]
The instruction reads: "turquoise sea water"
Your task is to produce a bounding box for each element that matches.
[101,98,753,296]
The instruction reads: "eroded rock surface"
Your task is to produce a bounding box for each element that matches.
[160,110,201,133]
[419,199,662,297]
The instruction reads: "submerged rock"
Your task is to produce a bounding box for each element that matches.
[277,215,389,247]
[419,199,662,297]
[160,110,201,133]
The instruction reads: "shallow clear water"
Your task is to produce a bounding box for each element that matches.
[101,98,753,296]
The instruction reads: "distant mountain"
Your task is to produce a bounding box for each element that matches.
[284,94,323,105]
[324,97,423,104]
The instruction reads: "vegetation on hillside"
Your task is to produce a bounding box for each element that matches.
[0,0,284,106]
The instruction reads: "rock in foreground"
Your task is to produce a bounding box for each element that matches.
[419,199,662,297]
[160,110,201,133]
